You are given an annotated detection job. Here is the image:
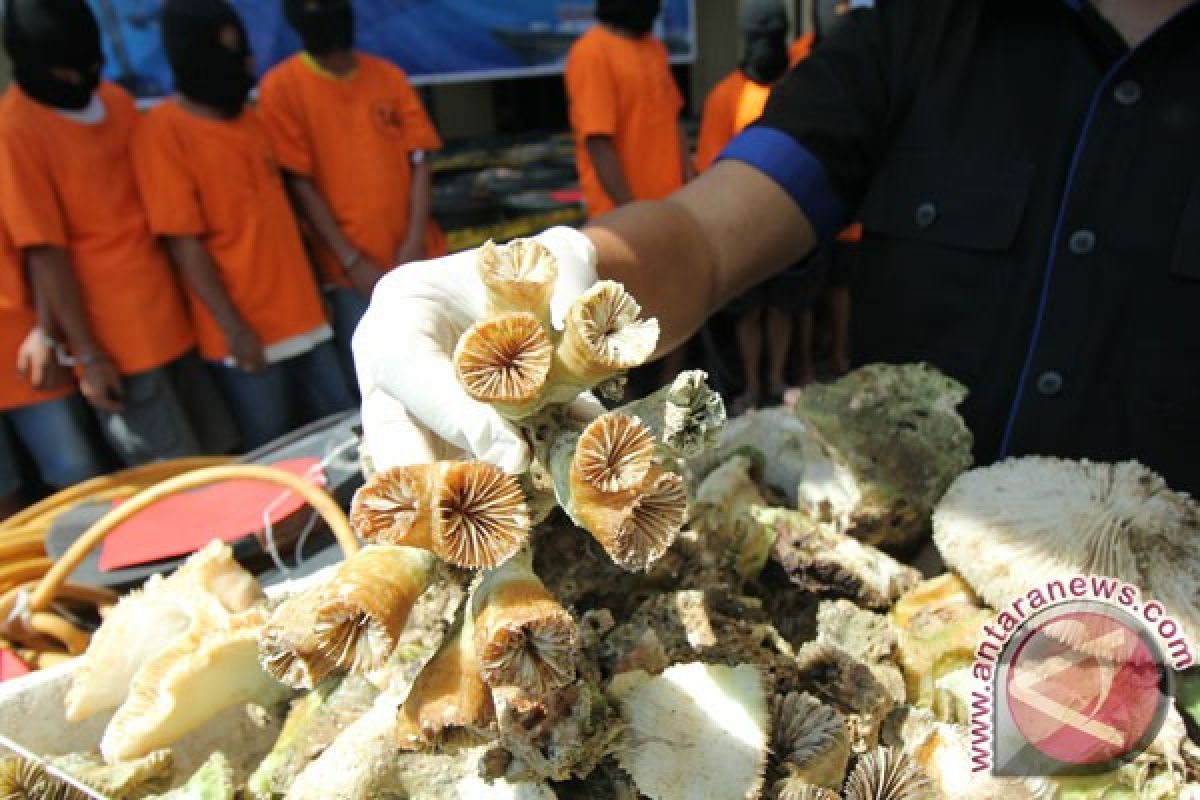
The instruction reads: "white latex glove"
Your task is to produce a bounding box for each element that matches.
[353,227,599,474]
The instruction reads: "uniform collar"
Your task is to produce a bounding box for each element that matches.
[299,51,358,81]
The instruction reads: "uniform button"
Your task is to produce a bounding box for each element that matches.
[1114,80,1142,106]
[1068,229,1096,255]
[1036,371,1064,397]
[915,202,937,228]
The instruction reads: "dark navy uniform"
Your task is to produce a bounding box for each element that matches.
[722,0,1200,494]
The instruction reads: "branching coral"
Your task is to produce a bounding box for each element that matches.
[471,547,580,699]
[352,461,532,570]
[259,546,437,688]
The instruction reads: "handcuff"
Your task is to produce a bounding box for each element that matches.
[37,330,107,368]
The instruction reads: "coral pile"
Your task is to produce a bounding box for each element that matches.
[46,238,1200,799]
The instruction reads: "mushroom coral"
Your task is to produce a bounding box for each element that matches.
[933,457,1200,648]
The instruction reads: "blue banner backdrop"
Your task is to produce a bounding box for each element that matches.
[89,0,696,98]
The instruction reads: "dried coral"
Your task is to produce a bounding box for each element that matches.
[843,747,934,800]
[66,540,259,723]
[555,281,659,393]
[616,369,726,460]
[259,589,337,690]
[492,679,621,782]
[771,691,849,790]
[572,413,656,494]
[396,607,495,750]
[610,663,769,800]
[760,507,920,611]
[793,642,897,752]
[550,416,688,572]
[0,755,90,800]
[773,780,839,800]
[933,457,1200,647]
[352,461,531,570]
[477,238,559,323]
[692,455,775,579]
[314,546,437,674]
[260,546,437,689]
[102,609,282,762]
[471,548,580,698]
[454,312,554,418]
[50,749,174,798]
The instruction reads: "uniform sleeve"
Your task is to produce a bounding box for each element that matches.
[395,75,442,152]
[694,79,736,173]
[0,126,68,249]
[719,2,930,242]
[258,68,314,176]
[131,115,208,237]
[565,39,618,138]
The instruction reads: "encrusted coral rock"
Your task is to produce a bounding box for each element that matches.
[692,455,775,579]
[760,508,920,611]
[492,679,620,782]
[889,578,993,720]
[51,749,174,798]
[793,642,896,752]
[789,363,973,550]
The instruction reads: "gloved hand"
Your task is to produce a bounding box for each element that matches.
[352,227,600,474]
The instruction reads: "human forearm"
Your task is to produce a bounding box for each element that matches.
[584,160,816,353]
[405,160,433,245]
[165,236,245,334]
[287,174,383,293]
[286,174,357,265]
[166,235,265,370]
[394,159,433,265]
[26,246,103,359]
[585,135,635,208]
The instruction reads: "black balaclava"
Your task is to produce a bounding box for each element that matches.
[739,0,789,85]
[161,0,256,117]
[284,0,354,55]
[595,0,661,36]
[813,0,868,42]
[3,0,103,110]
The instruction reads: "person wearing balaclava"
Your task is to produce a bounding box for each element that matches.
[133,0,355,449]
[0,0,238,472]
[258,0,446,390]
[694,0,807,413]
[565,0,692,387]
[565,0,688,220]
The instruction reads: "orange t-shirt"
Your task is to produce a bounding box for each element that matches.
[0,222,73,411]
[565,26,686,218]
[132,101,329,361]
[790,34,861,243]
[789,33,815,67]
[694,70,772,173]
[0,83,194,375]
[259,53,446,288]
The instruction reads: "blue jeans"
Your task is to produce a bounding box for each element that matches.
[210,341,356,451]
[324,286,368,393]
[0,394,107,496]
[92,351,239,466]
